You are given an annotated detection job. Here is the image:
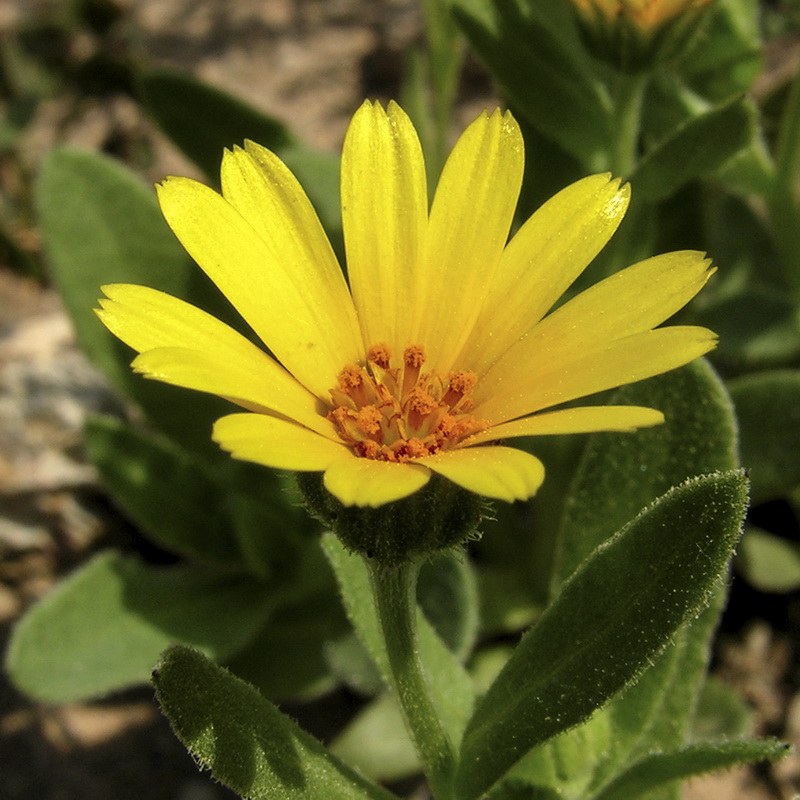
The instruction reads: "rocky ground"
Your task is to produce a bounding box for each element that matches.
[0,1,798,798]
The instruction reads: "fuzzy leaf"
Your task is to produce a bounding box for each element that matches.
[589,739,789,800]
[700,289,800,371]
[631,97,755,201]
[85,416,242,567]
[153,645,394,800]
[729,370,800,504]
[224,588,349,702]
[456,470,748,799]
[554,360,737,590]
[330,693,420,782]
[417,550,479,661]
[6,551,275,702]
[738,527,800,593]
[585,582,726,794]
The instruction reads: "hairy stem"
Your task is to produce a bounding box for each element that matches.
[365,558,457,799]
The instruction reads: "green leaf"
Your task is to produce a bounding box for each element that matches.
[532,362,738,797]
[225,589,349,702]
[417,549,479,660]
[222,466,320,580]
[627,588,724,750]
[455,470,749,799]
[554,359,738,589]
[738,527,800,593]
[702,192,784,290]
[330,692,420,782]
[631,97,756,201]
[589,739,789,800]
[85,416,321,580]
[85,416,243,567]
[325,632,385,696]
[691,675,754,741]
[153,645,395,800]
[503,712,613,799]
[700,289,800,371]
[6,551,275,703]
[677,0,762,102]
[450,0,610,167]
[321,534,475,744]
[586,581,726,794]
[477,566,540,636]
[488,785,562,800]
[729,370,800,504]
[501,591,726,800]
[36,146,230,457]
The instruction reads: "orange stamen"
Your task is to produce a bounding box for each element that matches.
[338,365,363,390]
[402,345,426,398]
[328,344,488,462]
[368,343,392,369]
[357,405,383,436]
[404,345,426,368]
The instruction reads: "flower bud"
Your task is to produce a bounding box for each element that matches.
[297,472,486,566]
[569,0,714,72]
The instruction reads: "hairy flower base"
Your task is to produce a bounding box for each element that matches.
[329,344,488,462]
[297,470,486,564]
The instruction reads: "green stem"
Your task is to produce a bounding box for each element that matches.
[365,558,457,800]
[609,71,648,178]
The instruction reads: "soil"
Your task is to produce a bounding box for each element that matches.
[0,1,798,799]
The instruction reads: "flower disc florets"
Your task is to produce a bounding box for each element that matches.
[329,344,488,462]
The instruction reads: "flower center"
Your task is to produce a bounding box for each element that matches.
[328,344,488,461]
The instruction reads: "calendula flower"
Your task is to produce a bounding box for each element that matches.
[571,0,711,32]
[569,0,714,70]
[96,100,716,509]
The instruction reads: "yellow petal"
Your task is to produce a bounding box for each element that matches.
[323,458,431,507]
[477,251,714,410]
[132,347,337,438]
[457,175,630,375]
[97,284,332,437]
[156,174,362,401]
[213,413,351,471]
[222,142,364,369]
[469,405,664,444]
[478,326,717,423]
[97,283,230,354]
[415,109,524,375]
[532,250,714,342]
[420,446,545,502]
[341,100,427,355]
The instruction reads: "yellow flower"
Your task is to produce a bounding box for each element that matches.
[96,101,716,508]
[568,0,714,69]
[571,0,712,33]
